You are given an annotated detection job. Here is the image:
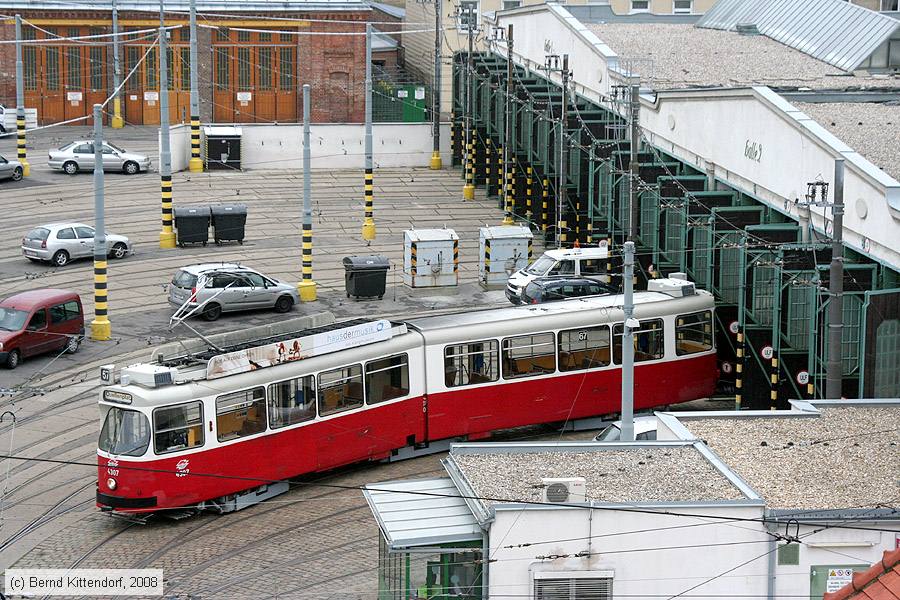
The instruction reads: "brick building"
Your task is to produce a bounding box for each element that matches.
[0,0,377,125]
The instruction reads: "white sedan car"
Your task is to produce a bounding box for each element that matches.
[22,223,133,266]
[594,416,658,442]
[48,141,151,175]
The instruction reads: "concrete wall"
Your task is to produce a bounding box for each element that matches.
[488,503,769,598]
[173,122,450,171]
[165,123,191,173]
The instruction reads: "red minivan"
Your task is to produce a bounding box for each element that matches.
[0,289,84,369]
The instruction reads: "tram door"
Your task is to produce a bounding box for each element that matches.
[212,28,297,123]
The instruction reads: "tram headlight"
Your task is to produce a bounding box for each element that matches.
[106,477,117,490]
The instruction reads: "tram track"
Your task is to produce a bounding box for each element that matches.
[0,481,95,554]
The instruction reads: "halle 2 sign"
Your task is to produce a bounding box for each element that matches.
[744,139,763,163]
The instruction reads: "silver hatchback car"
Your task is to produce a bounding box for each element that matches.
[168,263,299,321]
[0,154,23,181]
[48,140,151,175]
[21,223,133,266]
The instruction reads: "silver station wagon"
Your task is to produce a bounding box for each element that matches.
[22,223,133,266]
[168,263,299,321]
[48,140,151,175]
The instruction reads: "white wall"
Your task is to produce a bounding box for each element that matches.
[165,124,191,173]
[488,504,770,599]
[190,123,451,171]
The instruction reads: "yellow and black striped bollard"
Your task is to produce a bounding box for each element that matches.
[159,175,176,248]
[92,258,111,340]
[189,115,203,173]
[362,168,376,240]
[463,132,475,200]
[770,355,779,410]
[453,239,459,282]
[735,328,744,410]
[526,166,533,223]
[484,238,491,281]
[16,113,29,177]
[541,178,549,232]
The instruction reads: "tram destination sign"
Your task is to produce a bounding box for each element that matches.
[206,320,396,380]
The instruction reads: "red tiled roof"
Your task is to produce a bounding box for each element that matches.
[823,548,900,600]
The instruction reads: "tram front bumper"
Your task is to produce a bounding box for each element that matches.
[96,490,158,510]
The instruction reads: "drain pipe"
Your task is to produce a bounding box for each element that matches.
[766,512,777,600]
[482,523,491,599]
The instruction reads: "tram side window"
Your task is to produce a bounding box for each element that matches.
[366,354,410,404]
[153,401,204,454]
[502,333,556,379]
[558,326,610,372]
[269,376,316,429]
[216,387,267,442]
[676,310,714,355]
[318,364,364,416]
[613,319,665,363]
[444,340,499,387]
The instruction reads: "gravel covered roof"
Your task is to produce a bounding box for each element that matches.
[451,446,746,505]
[586,23,900,91]
[685,406,900,511]
[793,102,900,183]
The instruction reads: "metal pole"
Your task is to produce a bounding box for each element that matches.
[298,84,317,302]
[158,9,176,249]
[91,104,111,340]
[462,10,475,201]
[14,15,29,176]
[629,78,640,241]
[621,241,636,441]
[361,23,376,242]
[430,0,442,170]
[111,0,124,128]
[825,158,845,399]
[188,0,202,172]
[502,25,514,226]
[557,54,568,248]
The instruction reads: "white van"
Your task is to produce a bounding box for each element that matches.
[505,246,609,304]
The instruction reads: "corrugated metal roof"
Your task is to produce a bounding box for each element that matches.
[363,478,482,551]
[697,0,900,71]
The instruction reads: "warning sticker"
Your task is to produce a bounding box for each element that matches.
[826,568,854,593]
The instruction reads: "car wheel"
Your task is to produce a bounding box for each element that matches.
[5,349,20,369]
[51,250,70,267]
[274,296,294,313]
[63,161,79,175]
[11,167,23,181]
[202,303,222,321]
[123,161,139,175]
[65,336,80,354]
[110,242,128,259]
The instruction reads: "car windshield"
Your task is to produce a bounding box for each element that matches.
[99,406,151,457]
[0,307,28,331]
[525,256,556,275]
[106,142,126,153]
[172,270,198,289]
[595,424,622,442]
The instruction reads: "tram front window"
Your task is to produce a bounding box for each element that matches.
[99,407,150,457]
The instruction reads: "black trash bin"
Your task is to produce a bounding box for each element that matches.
[343,255,390,299]
[174,206,210,247]
[211,204,248,245]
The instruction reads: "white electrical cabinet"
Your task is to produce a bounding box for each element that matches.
[478,225,533,286]
[403,228,459,288]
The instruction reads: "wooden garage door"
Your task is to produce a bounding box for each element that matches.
[212,28,297,124]
[124,32,190,126]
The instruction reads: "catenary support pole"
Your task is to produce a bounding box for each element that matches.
[158,11,176,249]
[14,15,29,177]
[825,158,845,399]
[462,8,475,201]
[298,84,317,302]
[188,0,202,172]
[556,55,569,248]
[361,23,376,242]
[430,0,442,170]
[502,24,514,226]
[91,104,111,340]
[620,240,635,441]
[629,78,640,241]
[111,0,124,128]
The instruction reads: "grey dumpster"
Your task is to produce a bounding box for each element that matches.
[211,204,247,245]
[343,255,390,299]
[174,206,210,247]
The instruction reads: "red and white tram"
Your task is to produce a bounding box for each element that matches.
[96,278,717,513]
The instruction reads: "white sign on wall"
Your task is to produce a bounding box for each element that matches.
[237,92,252,106]
[144,91,159,102]
[825,568,854,593]
[66,91,83,102]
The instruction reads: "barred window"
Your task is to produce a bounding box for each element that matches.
[237,47,251,90]
[502,333,555,379]
[153,401,203,454]
[23,47,37,90]
[214,47,229,89]
[269,375,316,428]
[444,340,499,387]
[613,319,665,363]
[280,31,294,43]
[259,31,272,42]
[279,46,294,91]
[238,29,251,42]
[66,47,82,89]
[675,310,713,355]
[125,46,139,92]
[258,48,272,90]
[216,388,266,441]
[90,46,104,89]
[166,47,174,90]
[216,27,229,41]
[46,47,60,90]
[179,27,191,42]
[146,48,157,89]
[365,354,409,404]
[180,48,190,90]
[558,326,610,372]
[318,365,364,416]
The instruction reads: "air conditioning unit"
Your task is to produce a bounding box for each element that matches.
[542,477,587,504]
[648,277,696,297]
[120,364,178,388]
